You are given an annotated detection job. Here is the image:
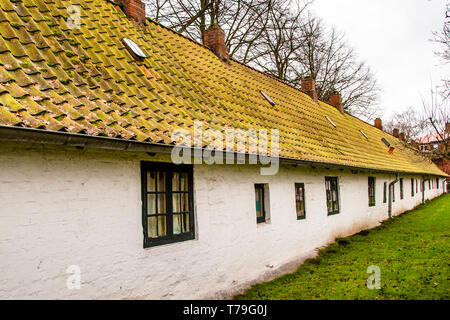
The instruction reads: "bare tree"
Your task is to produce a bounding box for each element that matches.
[383,106,428,143]
[421,83,449,154]
[432,3,450,100]
[254,14,380,120]
[144,0,380,120]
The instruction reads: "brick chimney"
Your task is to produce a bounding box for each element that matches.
[117,0,146,26]
[399,132,405,141]
[301,77,318,102]
[329,91,344,113]
[446,122,450,133]
[393,128,399,138]
[374,118,383,130]
[203,24,229,62]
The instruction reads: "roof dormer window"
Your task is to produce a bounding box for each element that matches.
[122,38,147,60]
[260,91,275,106]
[326,116,336,128]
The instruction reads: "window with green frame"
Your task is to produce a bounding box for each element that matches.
[255,184,266,223]
[295,183,306,219]
[325,177,340,215]
[383,182,387,203]
[141,162,194,248]
[368,177,376,207]
[411,178,414,197]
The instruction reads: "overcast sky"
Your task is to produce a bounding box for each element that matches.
[309,0,448,119]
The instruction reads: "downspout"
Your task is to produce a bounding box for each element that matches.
[422,176,430,204]
[388,173,399,219]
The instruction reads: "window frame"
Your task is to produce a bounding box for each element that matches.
[325,176,340,215]
[383,182,387,203]
[411,178,414,197]
[141,161,195,248]
[295,183,306,220]
[255,184,266,224]
[368,177,376,207]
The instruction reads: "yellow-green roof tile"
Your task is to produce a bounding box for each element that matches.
[0,0,445,176]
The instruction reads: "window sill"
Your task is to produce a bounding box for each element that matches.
[143,232,195,248]
[327,211,340,216]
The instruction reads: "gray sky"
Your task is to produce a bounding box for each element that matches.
[309,0,448,119]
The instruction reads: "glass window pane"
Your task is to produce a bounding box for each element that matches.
[158,193,166,213]
[255,189,263,218]
[147,172,156,192]
[180,172,189,191]
[172,172,180,191]
[158,172,166,192]
[172,193,181,212]
[158,216,167,236]
[184,213,190,233]
[148,216,157,238]
[181,192,189,212]
[173,214,182,235]
[147,194,156,215]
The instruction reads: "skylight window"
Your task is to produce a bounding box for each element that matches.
[326,116,336,128]
[360,130,368,139]
[260,91,275,106]
[122,38,147,59]
[381,138,390,147]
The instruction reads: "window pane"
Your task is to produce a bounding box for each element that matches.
[158,216,167,236]
[158,193,166,213]
[180,172,189,191]
[172,172,180,191]
[147,171,156,192]
[148,216,157,238]
[172,193,181,213]
[173,214,182,235]
[255,188,263,218]
[147,194,156,215]
[184,213,190,232]
[158,171,166,192]
[181,192,189,211]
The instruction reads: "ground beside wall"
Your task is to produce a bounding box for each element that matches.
[0,141,444,299]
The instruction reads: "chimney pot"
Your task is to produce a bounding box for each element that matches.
[117,0,146,26]
[329,91,344,113]
[393,128,399,138]
[301,77,318,102]
[203,25,229,62]
[374,118,383,130]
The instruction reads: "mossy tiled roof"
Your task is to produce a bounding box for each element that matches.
[0,0,445,176]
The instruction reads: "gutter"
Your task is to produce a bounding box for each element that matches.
[388,173,399,219]
[0,125,447,177]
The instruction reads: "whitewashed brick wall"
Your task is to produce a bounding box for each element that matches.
[0,141,443,299]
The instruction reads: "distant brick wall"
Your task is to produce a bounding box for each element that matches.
[433,157,450,175]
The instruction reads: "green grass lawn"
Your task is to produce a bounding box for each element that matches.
[235,194,450,300]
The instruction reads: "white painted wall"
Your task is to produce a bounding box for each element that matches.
[0,141,444,299]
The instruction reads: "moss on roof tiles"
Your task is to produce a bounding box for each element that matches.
[0,0,445,176]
